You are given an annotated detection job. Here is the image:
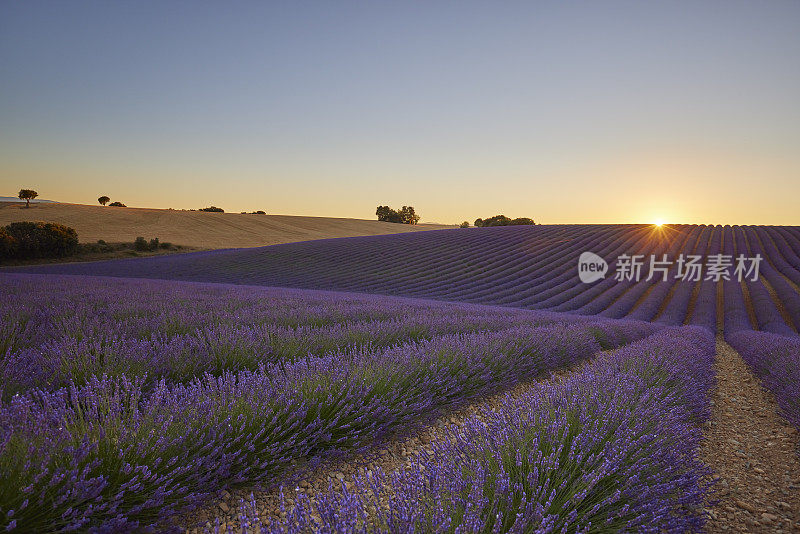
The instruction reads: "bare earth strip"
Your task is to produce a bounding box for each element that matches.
[0,202,453,249]
[701,337,800,533]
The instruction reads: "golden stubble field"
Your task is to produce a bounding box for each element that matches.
[0,202,453,249]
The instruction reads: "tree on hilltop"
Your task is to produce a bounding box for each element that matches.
[474,215,535,227]
[376,205,420,225]
[18,189,38,208]
[98,196,110,206]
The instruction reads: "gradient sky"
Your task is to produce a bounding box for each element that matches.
[1,1,799,224]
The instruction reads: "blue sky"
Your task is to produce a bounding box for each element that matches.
[1,1,799,224]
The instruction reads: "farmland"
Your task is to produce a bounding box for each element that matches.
[15,224,800,336]
[2,224,800,532]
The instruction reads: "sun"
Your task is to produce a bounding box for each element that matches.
[653,218,665,227]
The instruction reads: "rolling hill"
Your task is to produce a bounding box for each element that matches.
[0,202,452,248]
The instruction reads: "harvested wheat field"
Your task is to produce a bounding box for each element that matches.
[0,202,452,249]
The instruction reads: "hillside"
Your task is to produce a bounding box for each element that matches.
[13,223,800,337]
[0,202,452,248]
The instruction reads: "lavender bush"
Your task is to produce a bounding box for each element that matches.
[229,327,716,533]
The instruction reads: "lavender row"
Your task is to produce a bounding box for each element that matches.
[2,274,588,396]
[228,326,716,533]
[727,330,800,430]
[0,314,659,532]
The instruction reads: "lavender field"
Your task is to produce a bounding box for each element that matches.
[15,224,800,334]
[4,2,800,530]
[2,223,800,532]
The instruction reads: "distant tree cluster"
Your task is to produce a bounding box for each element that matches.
[474,215,536,227]
[0,222,78,260]
[18,189,38,208]
[459,221,470,228]
[199,206,225,213]
[376,205,420,225]
[98,196,128,207]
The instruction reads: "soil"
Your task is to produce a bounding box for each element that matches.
[700,338,800,533]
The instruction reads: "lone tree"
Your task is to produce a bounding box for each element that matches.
[98,196,110,206]
[18,189,38,208]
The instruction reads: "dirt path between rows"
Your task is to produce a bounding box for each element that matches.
[700,337,800,533]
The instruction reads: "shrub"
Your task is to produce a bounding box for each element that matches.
[109,201,126,207]
[159,241,172,249]
[134,237,163,251]
[459,221,470,228]
[252,210,266,215]
[83,240,114,254]
[3,222,78,258]
[0,228,18,259]
[199,206,224,213]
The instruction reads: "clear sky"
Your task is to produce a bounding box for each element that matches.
[1,1,798,224]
